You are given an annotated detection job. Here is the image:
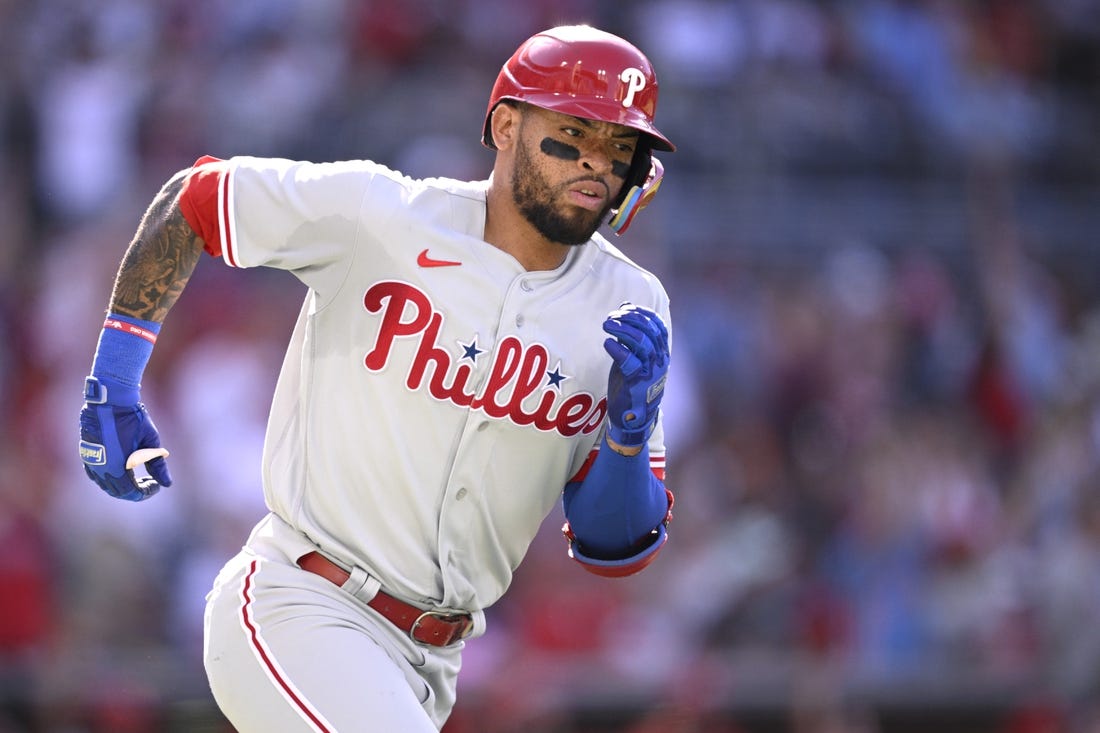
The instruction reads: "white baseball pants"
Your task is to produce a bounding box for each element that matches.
[203,517,463,732]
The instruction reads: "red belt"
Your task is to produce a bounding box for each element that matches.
[297,551,473,647]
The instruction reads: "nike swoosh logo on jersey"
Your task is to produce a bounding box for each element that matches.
[417,249,462,268]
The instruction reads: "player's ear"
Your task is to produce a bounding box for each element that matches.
[489,101,522,152]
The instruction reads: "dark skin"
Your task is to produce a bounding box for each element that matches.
[484,102,638,271]
[104,102,642,454]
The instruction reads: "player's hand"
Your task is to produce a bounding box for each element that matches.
[602,304,669,448]
[79,376,172,501]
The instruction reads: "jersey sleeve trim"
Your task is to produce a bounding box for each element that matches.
[218,160,238,267]
[566,446,666,483]
[179,155,240,267]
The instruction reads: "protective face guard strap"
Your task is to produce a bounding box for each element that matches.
[608,156,664,236]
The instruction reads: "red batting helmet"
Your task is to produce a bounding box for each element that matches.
[482,25,675,153]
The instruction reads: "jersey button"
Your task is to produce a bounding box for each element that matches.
[515,314,525,327]
[476,421,489,432]
[456,488,468,501]
[520,280,533,292]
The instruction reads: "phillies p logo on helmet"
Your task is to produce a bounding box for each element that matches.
[481,25,675,153]
[619,68,647,109]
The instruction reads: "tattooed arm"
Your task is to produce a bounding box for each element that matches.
[79,169,206,501]
[108,170,205,323]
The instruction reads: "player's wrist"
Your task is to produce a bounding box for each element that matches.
[605,410,657,450]
[88,313,161,400]
[604,433,644,456]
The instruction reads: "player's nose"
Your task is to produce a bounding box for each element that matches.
[569,155,612,188]
[579,145,615,176]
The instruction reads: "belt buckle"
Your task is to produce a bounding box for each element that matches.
[410,610,474,646]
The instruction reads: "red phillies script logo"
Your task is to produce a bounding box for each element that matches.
[364,281,605,436]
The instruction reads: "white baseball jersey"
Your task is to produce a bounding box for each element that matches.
[184,156,670,614]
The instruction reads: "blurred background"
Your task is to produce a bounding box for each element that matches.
[1,0,1099,731]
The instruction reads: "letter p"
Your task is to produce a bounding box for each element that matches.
[620,67,646,108]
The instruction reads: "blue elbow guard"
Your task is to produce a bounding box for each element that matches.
[564,519,670,578]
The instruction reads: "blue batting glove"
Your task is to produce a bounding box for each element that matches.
[602,304,670,447]
[79,376,172,501]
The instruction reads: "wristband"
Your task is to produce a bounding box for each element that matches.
[90,313,161,389]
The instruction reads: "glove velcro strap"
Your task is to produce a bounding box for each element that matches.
[606,400,660,447]
[84,376,140,407]
[607,412,658,448]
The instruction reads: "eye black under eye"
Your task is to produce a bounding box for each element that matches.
[541,137,581,161]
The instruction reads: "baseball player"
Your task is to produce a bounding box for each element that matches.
[78,25,676,732]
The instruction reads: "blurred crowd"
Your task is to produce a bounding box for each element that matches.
[1,0,1099,732]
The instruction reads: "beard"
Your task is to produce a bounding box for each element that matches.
[512,141,610,246]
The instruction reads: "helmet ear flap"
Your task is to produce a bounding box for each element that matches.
[608,145,664,236]
[612,142,653,210]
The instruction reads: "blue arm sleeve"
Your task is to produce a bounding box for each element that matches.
[562,436,669,559]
